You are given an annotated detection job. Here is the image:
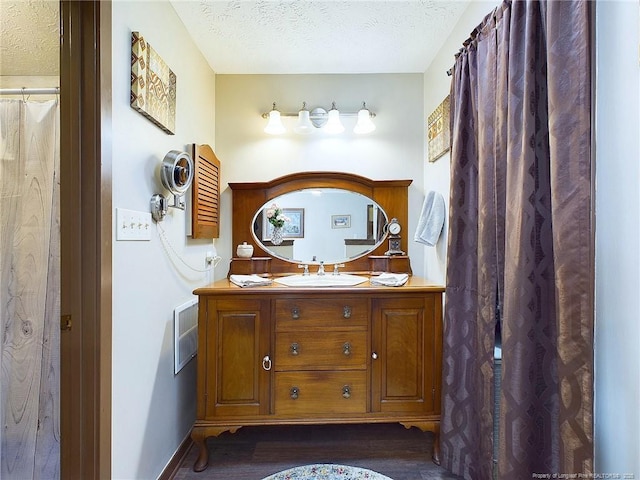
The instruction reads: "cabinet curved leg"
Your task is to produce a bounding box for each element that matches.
[191,425,244,472]
[399,421,440,465]
[191,429,209,472]
[431,424,441,465]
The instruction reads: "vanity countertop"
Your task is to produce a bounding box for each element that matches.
[194,275,445,295]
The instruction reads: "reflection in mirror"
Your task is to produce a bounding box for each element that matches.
[251,188,388,264]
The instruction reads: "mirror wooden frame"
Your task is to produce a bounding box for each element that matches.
[229,172,412,276]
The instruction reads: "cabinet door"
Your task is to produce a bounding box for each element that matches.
[371,294,442,415]
[200,297,271,418]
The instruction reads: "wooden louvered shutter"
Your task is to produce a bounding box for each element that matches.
[190,144,220,238]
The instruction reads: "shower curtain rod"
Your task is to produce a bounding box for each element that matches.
[0,87,59,96]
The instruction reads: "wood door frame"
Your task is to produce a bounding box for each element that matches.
[60,1,112,478]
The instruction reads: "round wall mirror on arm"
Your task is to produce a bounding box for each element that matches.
[228,172,412,276]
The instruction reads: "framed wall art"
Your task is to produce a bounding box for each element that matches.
[130,31,176,134]
[263,208,305,240]
[331,214,351,229]
[427,95,450,162]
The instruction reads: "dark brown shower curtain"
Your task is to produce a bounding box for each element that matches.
[441,1,593,479]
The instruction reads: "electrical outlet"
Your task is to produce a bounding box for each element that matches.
[116,208,152,241]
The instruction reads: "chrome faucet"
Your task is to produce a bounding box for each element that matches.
[332,263,345,275]
[317,261,325,276]
[298,264,310,276]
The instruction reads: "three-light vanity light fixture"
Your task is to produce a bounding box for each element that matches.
[262,101,376,135]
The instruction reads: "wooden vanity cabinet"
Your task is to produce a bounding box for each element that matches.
[191,279,444,473]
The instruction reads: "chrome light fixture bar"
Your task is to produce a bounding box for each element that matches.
[262,101,376,135]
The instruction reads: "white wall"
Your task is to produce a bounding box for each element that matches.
[111,2,216,479]
[422,1,499,284]
[594,1,640,476]
[214,74,426,277]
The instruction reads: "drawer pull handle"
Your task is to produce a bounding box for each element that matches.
[291,307,300,319]
[342,385,351,399]
[343,306,352,319]
[290,342,300,356]
[371,352,378,360]
[290,387,299,400]
[262,355,272,371]
[343,342,351,356]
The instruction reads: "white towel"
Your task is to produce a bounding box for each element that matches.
[370,273,409,287]
[414,191,445,246]
[229,274,272,288]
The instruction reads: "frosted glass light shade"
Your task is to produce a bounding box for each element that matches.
[294,109,314,134]
[353,108,376,134]
[264,109,285,135]
[325,108,345,134]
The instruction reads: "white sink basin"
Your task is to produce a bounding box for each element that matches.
[274,273,369,287]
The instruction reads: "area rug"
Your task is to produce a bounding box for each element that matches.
[262,463,393,480]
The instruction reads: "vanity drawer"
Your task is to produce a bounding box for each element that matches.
[275,298,368,330]
[274,371,367,416]
[275,331,367,371]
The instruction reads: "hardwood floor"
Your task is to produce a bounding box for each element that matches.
[171,423,463,480]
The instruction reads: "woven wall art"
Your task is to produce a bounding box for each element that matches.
[130,32,176,134]
[427,95,450,162]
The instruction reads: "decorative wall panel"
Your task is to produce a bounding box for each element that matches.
[427,95,450,163]
[130,32,176,134]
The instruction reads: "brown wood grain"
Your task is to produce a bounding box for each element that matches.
[172,424,462,480]
[228,172,412,276]
[191,282,444,473]
[191,144,220,239]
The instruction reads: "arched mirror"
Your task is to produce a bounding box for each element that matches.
[251,188,388,264]
[229,172,411,275]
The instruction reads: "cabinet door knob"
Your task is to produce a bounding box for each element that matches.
[290,386,299,400]
[371,352,378,360]
[343,342,351,356]
[342,385,351,399]
[262,355,272,371]
[343,306,352,319]
[291,307,300,319]
[290,342,300,356]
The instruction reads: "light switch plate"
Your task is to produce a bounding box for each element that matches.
[116,208,152,241]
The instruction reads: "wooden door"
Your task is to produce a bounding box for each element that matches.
[60,2,112,479]
[200,297,271,418]
[371,295,441,415]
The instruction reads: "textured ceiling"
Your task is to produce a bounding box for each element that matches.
[0,1,59,76]
[170,1,470,74]
[0,1,470,77]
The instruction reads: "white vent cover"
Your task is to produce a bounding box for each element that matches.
[174,298,198,374]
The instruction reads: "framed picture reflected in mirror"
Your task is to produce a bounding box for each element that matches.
[263,208,304,240]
